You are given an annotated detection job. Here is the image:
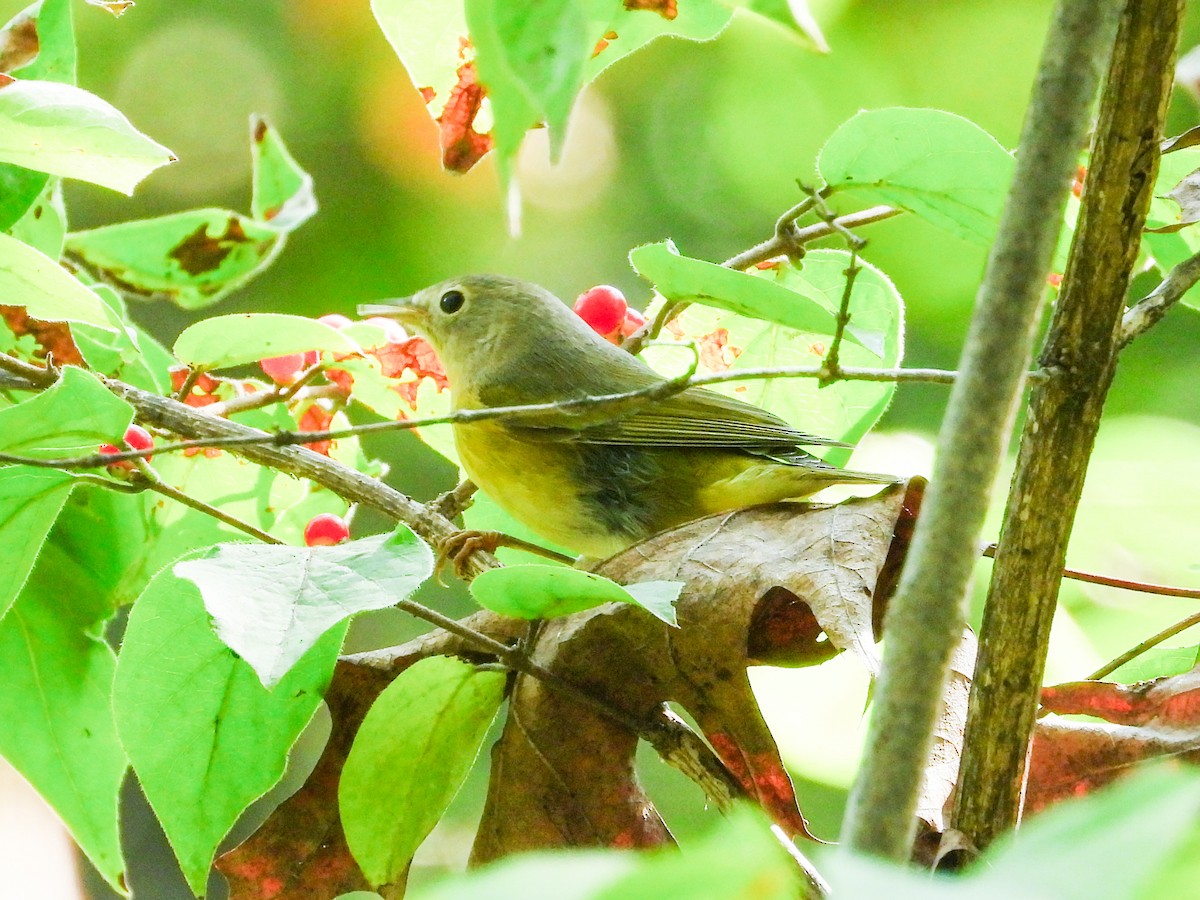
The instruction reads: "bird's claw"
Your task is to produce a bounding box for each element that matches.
[435,529,504,584]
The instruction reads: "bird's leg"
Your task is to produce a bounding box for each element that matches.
[435,529,576,582]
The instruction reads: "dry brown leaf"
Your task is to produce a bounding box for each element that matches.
[1145,166,1200,232]
[917,629,977,832]
[472,483,916,860]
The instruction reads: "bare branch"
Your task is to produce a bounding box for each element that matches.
[1119,248,1200,347]
[1086,609,1200,681]
[845,0,1124,860]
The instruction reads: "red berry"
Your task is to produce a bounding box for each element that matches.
[318,313,353,329]
[304,513,350,546]
[99,424,154,470]
[574,285,627,337]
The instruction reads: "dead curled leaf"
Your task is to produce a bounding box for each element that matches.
[1145,166,1200,233]
[1027,664,1200,813]
[219,482,920,891]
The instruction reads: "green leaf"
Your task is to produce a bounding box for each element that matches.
[73,286,174,393]
[114,563,341,897]
[0,365,132,458]
[370,0,469,128]
[981,766,1200,900]
[174,312,358,369]
[0,230,114,328]
[818,107,1014,245]
[0,466,76,618]
[174,526,434,687]
[1108,645,1200,683]
[470,563,680,625]
[409,852,633,900]
[65,209,286,310]
[0,517,127,893]
[6,0,77,84]
[595,806,801,900]
[0,77,174,193]
[826,766,1200,900]
[0,165,49,231]
[466,0,591,166]
[726,0,828,52]
[340,656,505,888]
[5,175,66,258]
[250,115,317,230]
[630,239,864,345]
[583,1,733,83]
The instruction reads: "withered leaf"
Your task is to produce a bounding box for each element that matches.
[1145,166,1200,233]
[1028,663,1200,812]
[472,484,914,859]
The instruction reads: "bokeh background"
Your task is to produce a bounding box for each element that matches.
[3,0,1200,897]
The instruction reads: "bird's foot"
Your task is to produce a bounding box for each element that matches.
[435,530,575,582]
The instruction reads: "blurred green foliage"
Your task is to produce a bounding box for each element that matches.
[4,0,1200,896]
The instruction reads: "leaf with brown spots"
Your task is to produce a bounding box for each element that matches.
[0,304,84,366]
[437,60,493,173]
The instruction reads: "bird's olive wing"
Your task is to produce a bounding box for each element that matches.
[511,386,851,451]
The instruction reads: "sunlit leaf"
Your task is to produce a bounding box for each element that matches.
[0,76,173,193]
[174,312,358,369]
[0,231,113,328]
[174,526,433,687]
[471,563,680,625]
[0,466,75,618]
[114,564,342,896]
[0,365,132,458]
[819,107,1013,245]
[341,656,505,888]
[0,504,127,892]
[250,114,317,230]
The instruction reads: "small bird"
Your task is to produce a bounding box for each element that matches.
[359,275,897,559]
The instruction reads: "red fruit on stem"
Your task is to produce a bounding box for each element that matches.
[318,313,353,330]
[304,513,350,546]
[574,285,627,336]
[99,424,154,470]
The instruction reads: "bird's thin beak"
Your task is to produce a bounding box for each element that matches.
[357,298,418,322]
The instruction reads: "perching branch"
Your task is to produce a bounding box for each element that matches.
[842,0,1123,860]
[954,0,1180,850]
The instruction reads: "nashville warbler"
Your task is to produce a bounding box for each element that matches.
[359,275,898,558]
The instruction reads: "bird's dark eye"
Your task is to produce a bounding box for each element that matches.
[439,290,465,314]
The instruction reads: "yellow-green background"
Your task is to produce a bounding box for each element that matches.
[4,0,1200,896]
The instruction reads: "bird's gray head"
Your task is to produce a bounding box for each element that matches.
[358,274,606,390]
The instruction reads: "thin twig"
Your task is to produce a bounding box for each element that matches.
[821,247,860,385]
[204,362,328,418]
[0,352,55,388]
[1086,610,1200,681]
[980,543,1200,599]
[0,362,983,472]
[173,367,202,404]
[1119,248,1200,347]
[131,458,284,544]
